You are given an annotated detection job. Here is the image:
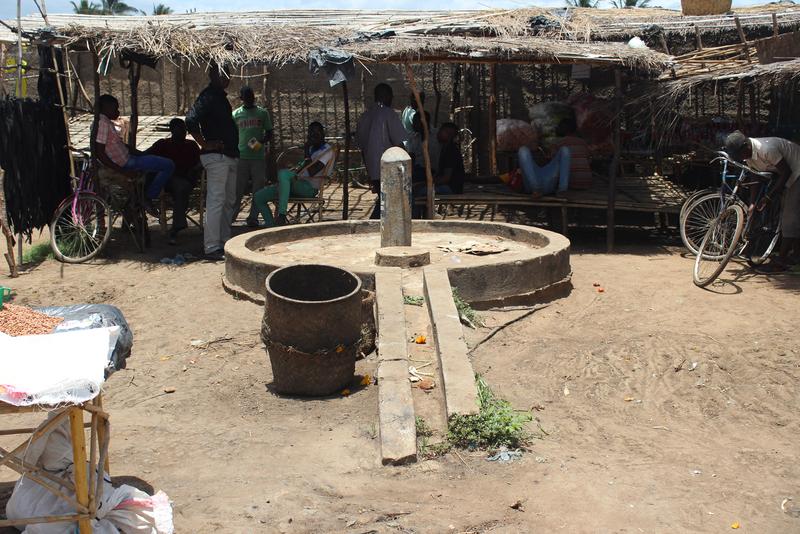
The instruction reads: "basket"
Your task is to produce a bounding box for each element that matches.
[262,264,363,396]
[681,0,732,16]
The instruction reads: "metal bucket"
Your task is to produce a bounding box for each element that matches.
[261,264,363,396]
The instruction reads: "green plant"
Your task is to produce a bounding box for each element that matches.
[71,0,103,13]
[22,243,53,265]
[152,3,173,15]
[447,375,533,449]
[416,416,451,458]
[566,0,599,6]
[611,0,651,7]
[452,289,483,328]
[403,295,424,306]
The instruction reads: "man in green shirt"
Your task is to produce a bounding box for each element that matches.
[232,86,273,227]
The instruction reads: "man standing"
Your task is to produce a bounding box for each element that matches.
[146,118,202,245]
[186,65,239,261]
[725,131,800,270]
[356,83,407,219]
[232,86,273,227]
[401,91,424,134]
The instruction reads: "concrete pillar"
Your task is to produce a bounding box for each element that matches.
[380,147,412,248]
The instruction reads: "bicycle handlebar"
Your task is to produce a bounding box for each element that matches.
[712,151,773,179]
[66,145,92,158]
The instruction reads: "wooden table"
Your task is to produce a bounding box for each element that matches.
[0,395,110,533]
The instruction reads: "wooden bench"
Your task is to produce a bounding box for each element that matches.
[414,175,689,236]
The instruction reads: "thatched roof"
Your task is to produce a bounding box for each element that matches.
[0,9,672,70]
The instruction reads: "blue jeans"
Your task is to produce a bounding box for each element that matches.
[518,146,571,195]
[124,154,175,200]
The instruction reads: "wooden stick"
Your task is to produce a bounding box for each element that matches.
[0,409,70,470]
[607,69,622,253]
[342,81,351,220]
[734,17,752,64]
[91,40,101,159]
[0,514,92,528]
[95,394,110,474]
[694,24,703,50]
[88,407,98,514]
[68,407,92,534]
[0,43,6,97]
[0,445,76,492]
[405,64,434,219]
[52,46,75,178]
[432,63,442,128]
[659,33,670,55]
[772,13,779,37]
[0,170,19,278]
[0,448,86,513]
[488,64,498,177]
[128,62,141,148]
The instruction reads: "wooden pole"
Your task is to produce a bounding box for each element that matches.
[16,0,23,266]
[734,17,752,63]
[342,81,351,220]
[772,13,779,37]
[488,64,498,176]
[0,170,19,277]
[51,46,75,177]
[607,69,622,253]
[128,62,141,148]
[68,407,92,534]
[0,44,6,97]
[405,65,434,219]
[432,64,442,128]
[91,41,101,158]
[174,60,182,114]
[159,63,165,115]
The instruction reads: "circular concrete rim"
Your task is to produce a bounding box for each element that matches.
[266,264,363,306]
[223,219,571,306]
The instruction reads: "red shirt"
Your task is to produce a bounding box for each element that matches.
[147,138,201,177]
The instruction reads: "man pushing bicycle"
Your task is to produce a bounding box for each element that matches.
[725,131,800,272]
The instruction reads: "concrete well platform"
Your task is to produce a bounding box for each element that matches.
[223,220,571,308]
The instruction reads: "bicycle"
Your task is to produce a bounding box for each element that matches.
[50,148,150,263]
[679,156,743,256]
[693,151,776,287]
[49,150,112,263]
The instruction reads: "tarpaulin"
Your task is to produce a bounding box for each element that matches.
[308,48,355,87]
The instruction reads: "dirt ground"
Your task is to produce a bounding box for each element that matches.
[1,224,799,533]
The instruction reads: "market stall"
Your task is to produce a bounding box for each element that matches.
[0,301,173,533]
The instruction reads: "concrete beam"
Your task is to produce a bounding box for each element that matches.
[374,269,417,465]
[423,267,480,418]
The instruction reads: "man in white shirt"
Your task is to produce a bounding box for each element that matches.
[253,122,333,227]
[356,83,408,219]
[725,131,800,269]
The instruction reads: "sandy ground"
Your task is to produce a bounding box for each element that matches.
[1,224,799,533]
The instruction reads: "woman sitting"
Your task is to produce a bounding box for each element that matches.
[253,122,334,227]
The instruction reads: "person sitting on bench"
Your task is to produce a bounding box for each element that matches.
[94,94,174,216]
[408,111,440,185]
[253,122,333,227]
[517,118,579,199]
[146,118,202,244]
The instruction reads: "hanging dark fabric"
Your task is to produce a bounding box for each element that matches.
[308,48,355,87]
[37,45,68,108]
[0,98,71,239]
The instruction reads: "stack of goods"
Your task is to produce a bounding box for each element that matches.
[0,98,71,239]
[0,303,65,336]
[496,118,539,152]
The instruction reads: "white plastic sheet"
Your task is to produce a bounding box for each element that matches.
[0,327,119,406]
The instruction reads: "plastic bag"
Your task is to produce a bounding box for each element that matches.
[496,118,538,152]
[36,304,133,374]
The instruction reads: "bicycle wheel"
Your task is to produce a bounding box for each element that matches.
[693,204,745,288]
[679,188,715,222]
[50,193,112,263]
[680,191,731,256]
[745,202,781,267]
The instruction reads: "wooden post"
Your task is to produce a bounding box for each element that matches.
[607,69,622,253]
[488,64,498,176]
[91,41,100,158]
[68,407,91,534]
[659,33,670,55]
[734,17,752,63]
[342,81,351,220]
[15,0,23,265]
[772,13,779,37]
[0,170,19,277]
[128,62,141,148]
[51,46,75,177]
[174,60,182,114]
[432,64,442,127]
[405,65,434,219]
[694,24,703,50]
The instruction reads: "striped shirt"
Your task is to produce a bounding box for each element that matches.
[556,135,592,190]
[95,115,130,167]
